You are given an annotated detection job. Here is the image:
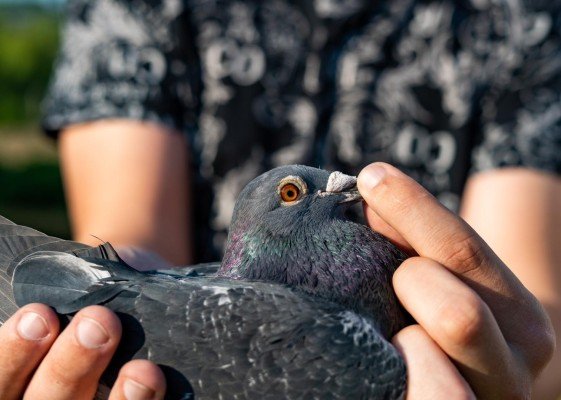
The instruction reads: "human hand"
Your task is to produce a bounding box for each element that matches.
[0,304,166,400]
[357,163,555,399]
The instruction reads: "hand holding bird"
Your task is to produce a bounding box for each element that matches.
[0,163,554,400]
[357,163,554,399]
[1,165,408,399]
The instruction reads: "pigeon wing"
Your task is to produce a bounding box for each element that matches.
[134,280,407,400]
[13,252,406,400]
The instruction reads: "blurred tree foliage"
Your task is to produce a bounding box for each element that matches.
[0,4,61,124]
[0,4,70,238]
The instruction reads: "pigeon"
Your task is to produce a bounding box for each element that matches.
[0,165,408,400]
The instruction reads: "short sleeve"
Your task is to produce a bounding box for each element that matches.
[41,0,200,138]
[472,4,561,176]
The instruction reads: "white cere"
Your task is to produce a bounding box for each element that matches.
[325,171,357,193]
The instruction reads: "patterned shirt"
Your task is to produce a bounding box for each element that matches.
[43,0,561,262]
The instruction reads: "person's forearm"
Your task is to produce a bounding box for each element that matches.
[114,245,172,271]
[60,120,193,266]
[461,168,561,399]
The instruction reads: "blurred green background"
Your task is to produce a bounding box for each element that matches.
[0,0,70,238]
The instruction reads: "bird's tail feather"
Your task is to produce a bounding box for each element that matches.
[0,215,122,323]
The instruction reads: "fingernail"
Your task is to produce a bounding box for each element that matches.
[76,318,110,349]
[358,164,387,190]
[17,312,49,341]
[123,379,156,400]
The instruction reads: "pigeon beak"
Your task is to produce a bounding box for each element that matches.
[338,189,362,204]
[319,171,363,204]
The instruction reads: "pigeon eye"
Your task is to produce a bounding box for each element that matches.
[278,176,307,205]
[280,183,300,202]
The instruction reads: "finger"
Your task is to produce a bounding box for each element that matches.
[0,304,60,400]
[357,162,505,279]
[362,203,414,254]
[394,257,528,398]
[357,163,551,365]
[392,325,475,400]
[24,305,122,400]
[108,359,166,400]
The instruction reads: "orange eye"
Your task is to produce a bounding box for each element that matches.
[280,183,301,202]
[277,175,307,204]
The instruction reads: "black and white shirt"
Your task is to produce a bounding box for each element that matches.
[43,0,561,262]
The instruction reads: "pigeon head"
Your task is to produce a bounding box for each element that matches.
[218,165,407,337]
[223,165,361,237]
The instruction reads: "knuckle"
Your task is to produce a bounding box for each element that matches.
[47,359,83,387]
[436,293,488,346]
[41,336,106,386]
[439,231,487,275]
[35,344,98,390]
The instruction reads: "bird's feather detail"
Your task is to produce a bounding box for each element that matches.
[0,166,408,399]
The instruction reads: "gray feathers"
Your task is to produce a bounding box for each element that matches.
[218,166,407,338]
[0,166,408,399]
